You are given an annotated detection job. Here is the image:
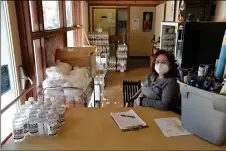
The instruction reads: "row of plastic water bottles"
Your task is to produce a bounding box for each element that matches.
[12,97,66,143]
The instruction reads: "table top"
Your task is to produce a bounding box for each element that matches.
[2,108,226,150]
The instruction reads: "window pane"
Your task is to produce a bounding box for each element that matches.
[42,1,60,30]
[29,1,39,32]
[67,30,74,47]
[1,1,19,143]
[1,2,16,110]
[66,1,73,27]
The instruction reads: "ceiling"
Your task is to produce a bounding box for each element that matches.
[87,0,165,6]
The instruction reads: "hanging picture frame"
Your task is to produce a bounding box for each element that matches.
[142,12,153,32]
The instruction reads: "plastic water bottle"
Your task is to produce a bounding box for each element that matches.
[47,109,59,137]
[12,113,25,142]
[20,113,29,136]
[37,109,48,136]
[28,97,36,105]
[28,114,39,136]
[55,103,66,126]
[44,98,52,108]
[36,98,44,107]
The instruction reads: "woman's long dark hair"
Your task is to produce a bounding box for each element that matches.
[151,50,178,78]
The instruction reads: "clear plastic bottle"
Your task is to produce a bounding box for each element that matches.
[44,98,52,108]
[54,102,66,126]
[12,113,25,142]
[47,109,59,137]
[28,97,36,105]
[28,114,39,136]
[37,109,48,136]
[20,113,29,136]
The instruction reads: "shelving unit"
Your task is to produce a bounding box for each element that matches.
[160,22,179,56]
[116,43,128,72]
[88,31,110,107]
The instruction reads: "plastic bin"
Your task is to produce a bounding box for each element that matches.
[178,80,226,146]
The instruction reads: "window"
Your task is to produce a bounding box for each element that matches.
[67,30,74,47]
[14,1,83,99]
[1,1,17,110]
[66,1,73,27]
[1,1,20,143]
[42,1,60,30]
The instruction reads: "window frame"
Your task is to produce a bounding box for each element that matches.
[15,0,83,99]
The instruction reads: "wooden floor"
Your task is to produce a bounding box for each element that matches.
[102,67,150,107]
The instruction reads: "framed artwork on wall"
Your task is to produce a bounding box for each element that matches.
[142,12,153,32]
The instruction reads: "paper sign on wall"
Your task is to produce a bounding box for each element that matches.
[132,19,139,30]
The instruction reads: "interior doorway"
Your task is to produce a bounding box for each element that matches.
[92,7,128,43]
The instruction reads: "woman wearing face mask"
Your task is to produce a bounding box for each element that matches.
[126,50,180,110]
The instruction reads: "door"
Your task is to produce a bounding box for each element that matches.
[129,6,156,56]
[1,1,25,143]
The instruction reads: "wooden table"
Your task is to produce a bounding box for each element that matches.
[2,108,226,150]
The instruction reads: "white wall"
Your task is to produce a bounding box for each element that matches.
[154,3,165,39]
[82,1,89,45]
[213,1,226,22]
[129,6,156,56]
[165,1,175,21]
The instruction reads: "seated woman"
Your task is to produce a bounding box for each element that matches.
[126,50,179,110]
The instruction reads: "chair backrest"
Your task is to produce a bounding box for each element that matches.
[122,80,141,107]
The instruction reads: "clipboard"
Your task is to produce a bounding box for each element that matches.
[110,109,148,131]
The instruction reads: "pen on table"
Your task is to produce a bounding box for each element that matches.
[120,114,135,118]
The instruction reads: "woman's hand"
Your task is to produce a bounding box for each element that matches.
[133,97,141,107]
[125,102,129,107]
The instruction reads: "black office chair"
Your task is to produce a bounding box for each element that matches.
[122,80,141,107]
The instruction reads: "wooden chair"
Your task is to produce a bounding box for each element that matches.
[122,80,141,107]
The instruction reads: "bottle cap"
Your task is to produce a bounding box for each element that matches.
[28,97,35,102]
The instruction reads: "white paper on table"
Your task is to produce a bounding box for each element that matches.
[111,109,147,131]
[154,117,192,137]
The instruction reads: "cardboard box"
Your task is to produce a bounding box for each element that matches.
[54,46,97,77]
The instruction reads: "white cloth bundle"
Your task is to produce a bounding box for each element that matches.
[62,67,92,90]
[55,59,72,74]
[45,60,72,79]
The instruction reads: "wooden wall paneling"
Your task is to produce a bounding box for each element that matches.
[29,0,39,32]
[88,4,91,31]
[23,1,37,98]
[15,1,30,77]
[32,26,79,39]
[128,6,130,57]
[41,38,47,79]
[58,1,64,28]
[61,1,67,47]
[15,1,36,98]
[15,1,32,99]
[33,39,44,87]
[37,0,44,31]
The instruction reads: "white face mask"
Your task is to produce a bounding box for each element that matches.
[155,63,169,74]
